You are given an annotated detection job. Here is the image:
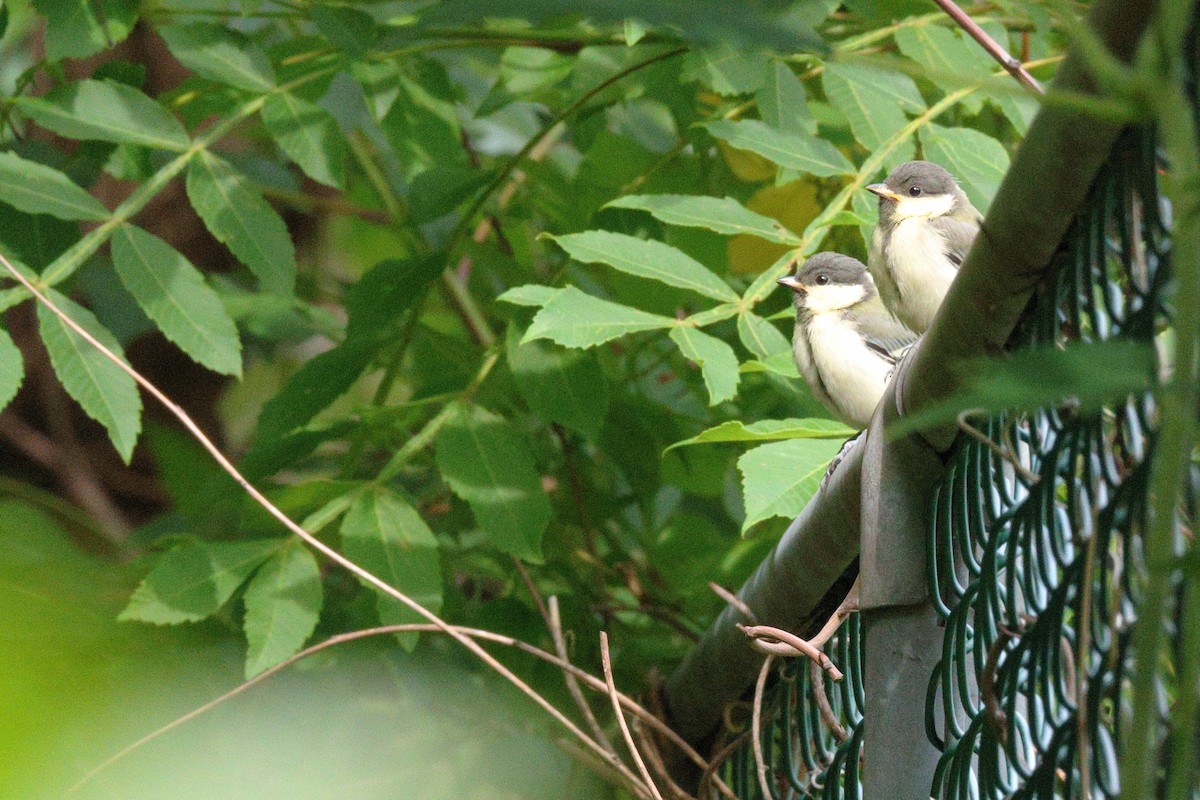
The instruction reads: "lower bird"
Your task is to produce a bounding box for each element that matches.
[778,252,917,430]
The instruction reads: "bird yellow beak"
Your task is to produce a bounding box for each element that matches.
[866,183,902,203]
[777,275,806,293]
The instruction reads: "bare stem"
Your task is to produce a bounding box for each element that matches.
[601,632,662,800]
[931,0,1045,95]
[70,621,729,796]
[751,655,776,800]
[551,596,617,757]
[708,582,758,624]
[740,624,844,681]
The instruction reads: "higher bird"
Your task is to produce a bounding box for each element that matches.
[866,161,982,333]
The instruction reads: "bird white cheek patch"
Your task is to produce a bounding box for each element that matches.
[804,284,867,313]
[892,193,957,220]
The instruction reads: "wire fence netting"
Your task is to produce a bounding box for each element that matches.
[708,112,1195,798]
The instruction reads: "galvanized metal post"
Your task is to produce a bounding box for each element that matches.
[858,372,946,799]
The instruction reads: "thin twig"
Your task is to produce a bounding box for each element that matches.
[698,731,749,800]
[601,632,663,800]
[807,578,861,651]
[931,0,1045,95]
[751,655,776,800]
[740,624,844,681]
[551,596,617,757]
[512,556,552,625]
[0,254,639,795]
[708,582,758,624]
[809,661,849,743]
[631,721,696,800]
[957,409,1041,485]
[68,621,730,796]
[981,626,1017,743]
[1076,524,1099,798]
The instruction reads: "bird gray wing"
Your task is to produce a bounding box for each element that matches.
[862,337,899,365]
[852,292,919,356]
[930,214,981,267]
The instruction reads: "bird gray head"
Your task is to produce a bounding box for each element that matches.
[777,252,875,312]
[866,161,970,222]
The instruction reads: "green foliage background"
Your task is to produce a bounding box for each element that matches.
[0,0,1067,795]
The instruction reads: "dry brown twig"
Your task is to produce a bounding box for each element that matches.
[550,595,617,757]
[601,632,664,800]
[809,660,849,743]
[67,621,736,798]
[0,253,655,797]
[511,557,616,757]
[708,581,758,624]
[752,654,776,800]
[957,409,1041,485]
[931,0,1045,95]
[739,624,844,682]
[698,730,749,800]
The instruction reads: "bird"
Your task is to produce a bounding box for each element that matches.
[778,252,917,430]
[866,160,983,334]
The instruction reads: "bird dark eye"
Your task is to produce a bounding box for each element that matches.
[815,274,830,285]
[908,186,923,197]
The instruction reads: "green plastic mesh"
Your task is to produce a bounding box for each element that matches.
[713,113,1194,798]
[926,126,1178,799]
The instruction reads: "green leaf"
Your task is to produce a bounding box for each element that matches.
[738,438,844,532]
[688,44,770,96]
[668,418,854,450]
[523,287,675,349]
[811,209,873,229]
[758,60,816,135]
[254,336,377,443]
[669,327,740,406]
[0,328,23,414]
[888,340,1157,438]
[737,311,791,361]
[605,194,800,244]
[31,0,137,61]
[552,231,737,302]
[37,290,141,462]
[507,327,608,440]
[252,256,442,449]
[500,46,574,95]
[159,23,276,93]
[0,203,78,269]
[822,63,924,162]
[741,350,800,379]
[261,92,347,189]
[423,1,822,53]
[242,541,323,677]
[111,224,242,376]
[409,166,490,223]
[706,119,855,177]
[310,4,378,57]
[186,151,296,295]
[497,285,559,307]
[344,254,445,340]
[894,24,993,115]
[918,124,1009,212]
[119,538,284,625]
[0,152,108,221]
[341,487,442,648]
[15,80,190,151]
[989,88,1039,135]
[434,404,551,563]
